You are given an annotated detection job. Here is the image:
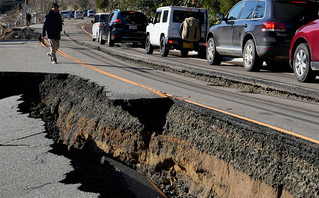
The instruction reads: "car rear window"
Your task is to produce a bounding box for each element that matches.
[118,12,146,24]
[173,10,205,24]
[99,14,109,22]
[274,2,318,21]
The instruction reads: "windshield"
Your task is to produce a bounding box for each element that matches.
[118,12,146,24]
[173,10,205,24]
[99,14,109,22]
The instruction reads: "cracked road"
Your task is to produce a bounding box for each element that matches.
[0,95,100,197]
[0,95,165,197]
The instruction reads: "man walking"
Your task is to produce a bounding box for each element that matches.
[26,12,31,26]
[42,3,62,64]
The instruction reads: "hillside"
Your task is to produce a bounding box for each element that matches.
[27,0,97,13]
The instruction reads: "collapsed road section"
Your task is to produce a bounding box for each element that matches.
[1,72,319,197]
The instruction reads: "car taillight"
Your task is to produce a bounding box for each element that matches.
[292,1,307,3]
[262,21,286,32]
[114,19,123,23]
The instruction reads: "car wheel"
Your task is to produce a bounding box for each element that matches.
[207,37,221,65]
[293,43,316,82]
[107,32,114,47]
[99,31,105,45]
[145,35,153,54]
[181,49,188,57]
[243,39,262,71]
[160,36,169,57]
[92,37,96,42]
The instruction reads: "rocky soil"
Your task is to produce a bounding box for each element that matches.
[2,72,319,197]
[1,26,319,197]
[0,27,41,40]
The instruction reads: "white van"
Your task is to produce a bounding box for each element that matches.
[74,10,84,20]
[91,13,110,41]
[87,10,95,17]
[146,6,208,57]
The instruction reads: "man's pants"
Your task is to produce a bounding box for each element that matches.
[48,39,60,62]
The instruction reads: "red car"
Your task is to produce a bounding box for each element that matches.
[289,19,319,82]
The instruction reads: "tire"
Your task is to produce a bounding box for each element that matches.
[243,39,262,71]
[107,31,114,47]
[181,49,188,57]
[293,43,316,82]
[145,35,153,54]
[160,36,169,57]
[206,37,221,65]
[92,37,96,41]
[99,31,105,45]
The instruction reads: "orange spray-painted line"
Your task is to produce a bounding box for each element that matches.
[42,38,166,98]
[41,39,319,146]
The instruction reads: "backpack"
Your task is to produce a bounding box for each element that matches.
[181,17,200,42]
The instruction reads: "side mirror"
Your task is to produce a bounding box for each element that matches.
[217,13,225,21]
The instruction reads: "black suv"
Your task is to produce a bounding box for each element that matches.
[206,0,319,71]
[100,10,148,47]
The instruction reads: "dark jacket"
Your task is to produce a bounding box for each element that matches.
[42,10,62,40]
[26,13,31,21]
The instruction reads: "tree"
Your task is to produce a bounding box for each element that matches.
[96,0,109,10]
[79,0,90,10]
[203,0,239,25]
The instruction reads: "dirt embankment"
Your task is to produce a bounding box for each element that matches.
[1,72,319,198]
[0,27,41,40]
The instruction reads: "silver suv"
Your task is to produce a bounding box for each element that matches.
[146,6,208,57]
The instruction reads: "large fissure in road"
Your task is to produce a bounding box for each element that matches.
[1,72,319,197]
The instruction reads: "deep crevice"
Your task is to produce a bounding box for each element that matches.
[2,72,319,197]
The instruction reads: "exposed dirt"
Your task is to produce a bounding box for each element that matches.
[2,72,319,197]
[0,27,41,40]
[1,25,319,197]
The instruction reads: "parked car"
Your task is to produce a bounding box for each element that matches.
[100,10,148,46]
[146,6,208,57]
[289,19,319,82]
[70,11,75,18]
[74,10,84,20]
[91,13,110,42]
[61,10,70,19]
[206,0,319,71]
[87,10,95,17]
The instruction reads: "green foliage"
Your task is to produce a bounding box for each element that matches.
[79,0,91,10]
[204,0,239,25]
[96,0,109,10]
[94,0,239,24]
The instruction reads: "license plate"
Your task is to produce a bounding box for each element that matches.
[129,25,137,30]
[183,42,193,48]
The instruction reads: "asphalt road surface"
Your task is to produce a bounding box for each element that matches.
[2,20,317,141]
[0,95,164,197]
[1,20,318,140]
[0,18,318,196]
